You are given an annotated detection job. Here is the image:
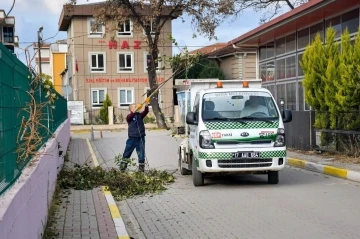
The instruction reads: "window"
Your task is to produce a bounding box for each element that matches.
[266,42,275,59]
[144,87,162,108]
[298,81,310,111]
[117,53,134,73]
[276,58,286,80]
[193,94,200,121]
[88,18,104,37]
[298,53,304,77]
[286,82,296,110]
[310,22,324,43]
[260,62,275,82]
[89,53,106,73]
[297,28,309,49]
[259,47,267,61]
[118,88,134,107]
[143,19,156,35]
[275,37,286,55]
[276,84,286,107]
[144,53,161,72]
[286,56,296,79]
[91,89,106,108]
[326,16,341,39]
[286,33,296,53]
[118,20,133,37]
[342,9,359,34]
[3,27,14,43]
[260,63,266,82]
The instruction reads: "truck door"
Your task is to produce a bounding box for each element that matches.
[189,94,200,152]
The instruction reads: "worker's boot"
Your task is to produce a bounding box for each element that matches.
[138,163,145,172]
[120,160,128,172]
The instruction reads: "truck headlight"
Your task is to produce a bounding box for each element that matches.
[274,128,286,147]
[199,130,214,149]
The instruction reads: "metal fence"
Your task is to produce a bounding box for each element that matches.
[0,43,68,196]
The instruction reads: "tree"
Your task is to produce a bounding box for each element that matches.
[227,0,309,23]
[100,94,112,124]
[174,56,225,80]
[68,0,229,129]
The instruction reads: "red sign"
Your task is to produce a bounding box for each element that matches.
[98,40,142,50]
[85,77,164,84]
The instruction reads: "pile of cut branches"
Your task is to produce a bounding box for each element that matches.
[58,163,175,200]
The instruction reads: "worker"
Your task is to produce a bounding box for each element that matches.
[119,98,150,172]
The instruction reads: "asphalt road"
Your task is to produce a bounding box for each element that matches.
[90,130,360,239]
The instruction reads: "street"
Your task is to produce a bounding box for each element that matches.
[90,130,360,239]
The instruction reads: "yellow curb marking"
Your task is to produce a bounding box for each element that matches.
[109,204,121,218]
[86,139,129,238]
[86,138,99,167]
[324,165,348,179]
[287,158,306,168]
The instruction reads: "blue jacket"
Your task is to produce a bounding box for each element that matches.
[126,106,149,138]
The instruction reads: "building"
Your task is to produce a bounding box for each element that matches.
[33,41,68,94]
[0,9,19,55]
[228,0,359,111]
[204,44,258,80]
[58,3,176,120]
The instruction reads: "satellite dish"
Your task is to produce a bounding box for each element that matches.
[62,85,73,95]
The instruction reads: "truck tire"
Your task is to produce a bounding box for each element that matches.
[178,147,191,175]
[192,157,204,186]
[268,171,279,184]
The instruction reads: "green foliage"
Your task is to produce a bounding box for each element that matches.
[99,94,112,124]
[301,26,360,130]
[143,116,156,124]
[58,162,175,201]
[177,57,226,80]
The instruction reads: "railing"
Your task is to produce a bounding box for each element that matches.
[0,43,68,196]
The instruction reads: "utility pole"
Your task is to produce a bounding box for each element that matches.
[37,26,43,76]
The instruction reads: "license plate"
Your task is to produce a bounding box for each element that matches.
[232,152,260,158]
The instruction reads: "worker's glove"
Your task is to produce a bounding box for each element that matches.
[145,97,151,105]
[135,103,143,112]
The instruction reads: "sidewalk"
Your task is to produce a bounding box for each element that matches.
[287,149,360,182]
[49,137,127,239]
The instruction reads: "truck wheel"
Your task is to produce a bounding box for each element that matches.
[192,157,204,186]
[178,148,191,175]
[268,171,279,184]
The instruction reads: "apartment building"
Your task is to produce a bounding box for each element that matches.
[33,40,68,94]
[58,3,176,118]
[0,9,19,55]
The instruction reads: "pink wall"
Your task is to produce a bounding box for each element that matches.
[0,117,70,239]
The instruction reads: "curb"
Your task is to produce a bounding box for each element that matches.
[287,158,360,183]
[86,139,130,239]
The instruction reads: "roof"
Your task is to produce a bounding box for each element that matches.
[188,43,227,55]
[228,0,358,45]
[205,44,257,58]
[58,3,182,31]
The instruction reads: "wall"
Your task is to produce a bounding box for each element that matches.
[220,56,239,80]
[0,117,70,239]
[219,53,257,80]
[243,53,257,79]
[52,53,66,93]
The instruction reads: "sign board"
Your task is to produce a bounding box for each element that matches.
[67,101,84,125]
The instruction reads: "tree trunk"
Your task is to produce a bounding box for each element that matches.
[148,47,167,129]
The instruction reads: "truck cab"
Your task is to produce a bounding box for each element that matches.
[177,79,292,186]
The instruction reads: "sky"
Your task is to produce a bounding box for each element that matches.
[2,0,264,65]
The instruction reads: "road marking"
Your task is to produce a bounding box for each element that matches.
[323,165,347,179]
[86,138,130,239]
[86,138,100,167]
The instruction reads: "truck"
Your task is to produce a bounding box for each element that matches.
[176,79,292,186]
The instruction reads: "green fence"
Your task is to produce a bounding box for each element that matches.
[0,43,68,196]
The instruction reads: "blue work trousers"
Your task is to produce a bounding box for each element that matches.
[122,137,145,164]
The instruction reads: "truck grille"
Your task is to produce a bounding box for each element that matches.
[218,158,272,168]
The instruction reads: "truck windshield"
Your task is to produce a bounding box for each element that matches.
[202,91,279,121]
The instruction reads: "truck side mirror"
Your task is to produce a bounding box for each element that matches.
[186,112,197,125]
[283,110,292,123]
